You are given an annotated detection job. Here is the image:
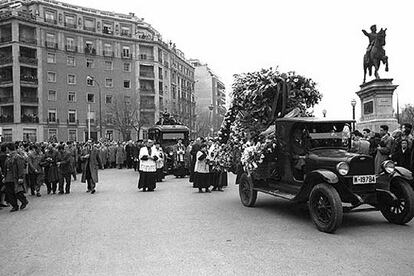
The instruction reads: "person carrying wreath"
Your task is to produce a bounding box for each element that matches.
[137,139,158,192]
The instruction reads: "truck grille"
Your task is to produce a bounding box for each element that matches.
[348,156,374,175]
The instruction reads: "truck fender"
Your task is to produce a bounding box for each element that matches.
[306,169,339,184]
[393,166,413,181]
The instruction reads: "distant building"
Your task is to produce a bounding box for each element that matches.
[0,0,195,142]
[189,59,226,137]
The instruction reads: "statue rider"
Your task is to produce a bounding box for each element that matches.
[362,25,377,57]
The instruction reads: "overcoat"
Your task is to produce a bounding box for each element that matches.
[81,147,102,183]
[4,152,26,193]
[99,147,108,167]
[115,145,126,165]
[108,145,116,163]
[41,149,59,182]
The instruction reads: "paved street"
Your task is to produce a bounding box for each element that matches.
[1,169,413,275]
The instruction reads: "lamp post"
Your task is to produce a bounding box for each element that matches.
[322,109,327,118]
[208,104,214,137]
[351,99,357,130]
[87,75,102,139]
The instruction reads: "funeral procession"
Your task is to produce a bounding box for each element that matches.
[0,0,413,275]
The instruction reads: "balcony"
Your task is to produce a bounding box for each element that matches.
[84,26,96,32]
[121,54,132,59]
[64,22,77,29]
[0,96,13,104]
[139,71,155,78]
[19,56,38,66]
[0,114,13,123]
[0,36,12,43]
[44,18,57,24]
[139,54,154,61]
[65,45,77,52]
[103,29,113,35]
[0,56,12,65]
[19,36,37,45]
[67,119,79,125]
[47,118,60,125]
[21,114,39,123]
[0,77,12,85]
[21,97,38,104]
[120,30,132,37]
[85,47,96,55]
[20,75,38,84]
[46,42,58,49]
[103,51,114,58]
[85,119,95,125]
[17,11,36,21]
[140,88,155,94]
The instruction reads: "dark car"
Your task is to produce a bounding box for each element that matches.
[238,117,414,233]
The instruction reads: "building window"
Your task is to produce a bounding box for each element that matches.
[104,60,113,70]
[124,95,131,104]
[106,130,113,140]
[105,95,113,104]
[48,90,57,101]
[103,22,113,34]
[123,62,131,72]
[123,80,131,88]
[68,129,77,141]
[120,26,131,36]
[105,78,113,87]
[87,94,95,103]
[48,109,57,122]
[24,129,37,143]
[46,33,56,47]
[48,128,57,140]
[68,91,76,102]
[84,18,95,31]
[65,37,76,51]
[2,129,12,142]
[86,77,94,86]
[122,46,130,58]
[68,109,77,123]
[45,10,56,23]
[47,53,56,63]
[67,56,75,66]
[47,71,56,82]
[103,44,112,56]
[67,74,76,84]
[65,14,76,28]
[86,59,94,68]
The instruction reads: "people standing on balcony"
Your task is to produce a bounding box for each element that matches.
[137,139,158,192]
[3,142,28,212]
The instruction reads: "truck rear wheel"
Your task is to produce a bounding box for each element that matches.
[381,179,414,225]
[309,183,343,233]
[239,173,257,207]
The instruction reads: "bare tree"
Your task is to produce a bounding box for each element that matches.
[107,94,147,141]
[399,104,414,124]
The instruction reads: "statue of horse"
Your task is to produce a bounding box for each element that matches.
[363,28,389,83]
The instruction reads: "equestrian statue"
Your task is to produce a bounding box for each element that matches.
[362,25,389,83]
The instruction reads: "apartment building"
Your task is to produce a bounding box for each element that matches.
[189,59,226,137]
[0,0,195,142]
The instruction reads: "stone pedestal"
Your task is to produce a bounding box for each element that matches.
[355,79,399,132]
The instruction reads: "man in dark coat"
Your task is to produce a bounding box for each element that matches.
[57,145,73,194]
[3,142,28,212]
[392,139,411,170]
[41,145,59,194]
[27,145,44,197]
[80,142,102,194]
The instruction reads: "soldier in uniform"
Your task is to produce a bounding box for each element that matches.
[3,142,28,212]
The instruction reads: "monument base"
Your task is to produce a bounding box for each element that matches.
[355,79,399,132]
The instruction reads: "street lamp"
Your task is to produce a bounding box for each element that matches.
[322,109,327,118]
[351,99,357,130]
[208,104,214,137]
[87,75,102,140]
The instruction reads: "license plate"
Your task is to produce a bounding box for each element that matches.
[353,175,376,184]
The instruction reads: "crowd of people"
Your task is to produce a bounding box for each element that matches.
[350,123,414,173]
[0,137,228,212]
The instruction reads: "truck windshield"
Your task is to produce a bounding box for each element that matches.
[303,123,351,149]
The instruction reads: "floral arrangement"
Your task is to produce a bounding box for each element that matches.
[212,67,321,174]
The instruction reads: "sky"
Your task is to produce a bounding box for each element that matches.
[65,0,413,120]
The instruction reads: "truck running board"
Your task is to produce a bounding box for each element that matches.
[254,188,296,200]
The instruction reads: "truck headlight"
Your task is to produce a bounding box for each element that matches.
[336,162,349,176]
[382,160,395,174]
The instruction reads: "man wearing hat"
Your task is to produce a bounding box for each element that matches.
[57,144,72,194]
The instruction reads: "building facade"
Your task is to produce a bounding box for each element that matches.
[189,59,226,137]
[0,0,195,142]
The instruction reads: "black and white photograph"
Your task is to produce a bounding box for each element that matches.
[0,0,413,275]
